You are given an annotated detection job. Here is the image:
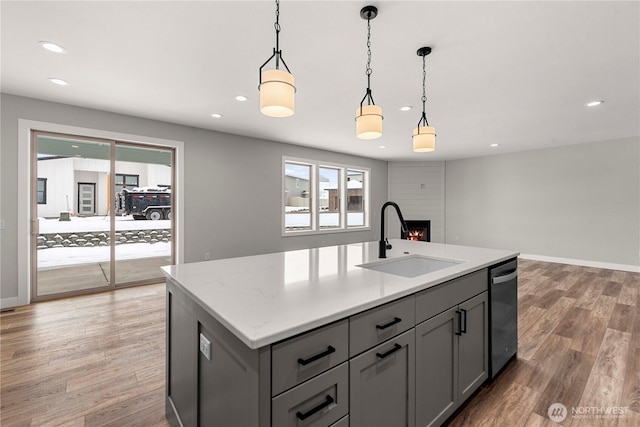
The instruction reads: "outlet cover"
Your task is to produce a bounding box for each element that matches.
[199,333,211,361]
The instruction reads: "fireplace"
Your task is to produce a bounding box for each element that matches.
[402,220,431,242]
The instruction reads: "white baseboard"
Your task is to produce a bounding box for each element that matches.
[1,297,19,310]
[519,253,640,273]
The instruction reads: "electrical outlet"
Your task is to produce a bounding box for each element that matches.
[199,333,211,361]
[204,252,211,261]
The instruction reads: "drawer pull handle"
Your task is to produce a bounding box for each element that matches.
[376,343,402,359]
[460,308,467,334]
[297,346,336,366]
[376,317,402,330]
[455,310,462,336]
[296,395,334,420]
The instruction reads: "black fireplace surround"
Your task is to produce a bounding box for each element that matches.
[401,220,431,242]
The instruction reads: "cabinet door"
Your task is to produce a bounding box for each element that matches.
[458,292,488,401]
[349,330,415,427]
[415,307,458,427]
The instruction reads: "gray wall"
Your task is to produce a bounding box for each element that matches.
[0,94,387,302]
[445,137,640,267]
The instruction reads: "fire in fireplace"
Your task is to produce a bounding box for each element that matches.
[402,220,431,242]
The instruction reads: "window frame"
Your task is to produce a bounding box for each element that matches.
[115,173,139,193]
[346,168,367,228]
[282,157,370,236]
[37,178,47,205]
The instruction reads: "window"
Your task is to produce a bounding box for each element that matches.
[283,158,369,234]
[115,173,139,193]
[346,169,365,227]
[37,178,47,204]
[284,162,312,231]
[319,166,341,229]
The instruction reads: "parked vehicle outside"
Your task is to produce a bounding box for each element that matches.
[117,186,171,220]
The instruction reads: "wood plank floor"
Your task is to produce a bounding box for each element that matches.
[0,284,169,427]
[1,259,638,426]
[447,260,640,427]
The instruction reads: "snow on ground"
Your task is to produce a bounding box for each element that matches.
[38,242,171,268]
[39,215,170,234]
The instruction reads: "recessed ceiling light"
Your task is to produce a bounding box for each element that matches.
[39,41,67,54]
[490,143,500,147]
[48,78,69,86]
[235,95,248,102]
[71,144,79,148]
[585,100,604,107]
[400,106,413,112]
[379,145,387,149]
[211,113,223,118]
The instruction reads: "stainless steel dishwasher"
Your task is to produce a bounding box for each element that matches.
[489,258,518,379]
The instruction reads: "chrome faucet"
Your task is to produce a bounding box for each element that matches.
[379,201,408,258]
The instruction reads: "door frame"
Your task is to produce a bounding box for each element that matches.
[18,119,184,305]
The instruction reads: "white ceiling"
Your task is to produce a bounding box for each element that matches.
[2,1,639,161]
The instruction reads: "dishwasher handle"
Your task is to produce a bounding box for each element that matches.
[492,270,517,285]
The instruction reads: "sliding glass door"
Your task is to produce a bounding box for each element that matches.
[114,144,173,286]
[31,131,175,300]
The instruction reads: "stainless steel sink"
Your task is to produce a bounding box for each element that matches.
[358,255,463,278]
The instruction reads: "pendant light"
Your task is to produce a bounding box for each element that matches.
[356,5,383,140]
[259,0,295,117]
[413,47,436,152]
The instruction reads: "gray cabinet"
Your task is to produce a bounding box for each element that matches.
[166,265,499,427]
[415,292,488,427]
[415,307,458,427]
[271,320,350,427]
[167,279,271,427]
[350,329,415,427]
[458,293,489,401]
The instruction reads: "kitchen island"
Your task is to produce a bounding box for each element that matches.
[162,239,519,427]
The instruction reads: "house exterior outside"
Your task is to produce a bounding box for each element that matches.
[37,156,171,218]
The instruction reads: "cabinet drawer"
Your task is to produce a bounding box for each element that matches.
[272,362,349,427]
[272,319,348,396]
[349,295,415,356]
[415,269,488,324]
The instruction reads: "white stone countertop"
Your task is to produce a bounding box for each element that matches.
[161,240,519,349]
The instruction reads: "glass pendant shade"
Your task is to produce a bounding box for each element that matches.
[412,126,436,152]
[355,105,383,139]
[260,69,295,117]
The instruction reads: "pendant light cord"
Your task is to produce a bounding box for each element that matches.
[419,52,429,127]
[366,17,372,86]
[274,0,281,67]
[361,13,375,107]
[259,0,291,79]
